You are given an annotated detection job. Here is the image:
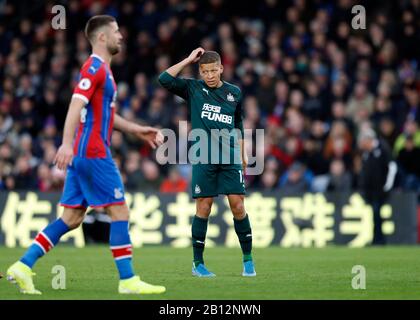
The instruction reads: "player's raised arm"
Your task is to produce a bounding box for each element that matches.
[54,97,86,170]
[167,47,204,77]
[113,114,163,149]
[158,47,205,98]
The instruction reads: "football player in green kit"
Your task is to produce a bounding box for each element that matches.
[158,48,256,277]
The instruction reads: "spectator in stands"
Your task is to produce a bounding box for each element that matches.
[346,82,375,125]
[124,150,143,190]
[326,159,352,192]
[160,166,188,193]
[396,134,420,192]
[279,162,312,195]
[137,159,163,191]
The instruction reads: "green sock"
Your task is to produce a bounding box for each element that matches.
[243,254,252,262]
[234,214,253,262]
[192,215,208,267]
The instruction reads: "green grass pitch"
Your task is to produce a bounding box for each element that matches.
[1,246,420,300]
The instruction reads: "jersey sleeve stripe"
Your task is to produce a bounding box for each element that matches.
[72,93,89,104]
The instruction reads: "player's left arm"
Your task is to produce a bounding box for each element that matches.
[113,114,163,149]
[234,92,247,171]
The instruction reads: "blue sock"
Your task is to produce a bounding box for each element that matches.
[20,218,70,268]
[110,221,134,280]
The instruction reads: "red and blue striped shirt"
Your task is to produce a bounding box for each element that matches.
[72,54,117,158]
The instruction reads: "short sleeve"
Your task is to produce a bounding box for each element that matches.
[72,61,105,104]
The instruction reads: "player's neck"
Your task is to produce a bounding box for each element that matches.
[91,49,112,66]
[206,80,223,89]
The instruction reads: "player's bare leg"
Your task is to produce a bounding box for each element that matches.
[196,197,213,219]
[227,194,246,220]
[105,203,166,294]
[192,197,216,277]
[61,207,87,229]
[7,207,85,294]
[106,203,130,220]
[227,194,256,276]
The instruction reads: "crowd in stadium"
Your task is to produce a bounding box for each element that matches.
[0,0,419,195]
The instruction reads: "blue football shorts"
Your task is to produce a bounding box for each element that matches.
[60,156,125,209]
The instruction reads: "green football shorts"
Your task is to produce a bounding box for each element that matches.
[191,164,246,198]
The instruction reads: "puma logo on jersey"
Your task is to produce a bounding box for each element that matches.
[202,88,209,95]
[88,66,97,74]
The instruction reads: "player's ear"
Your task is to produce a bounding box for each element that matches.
[219,64,224,74]
[98,30,107,43]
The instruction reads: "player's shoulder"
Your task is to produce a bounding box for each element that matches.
[80,55,105,76]
[222,81,242,101]
[223,81,242,95]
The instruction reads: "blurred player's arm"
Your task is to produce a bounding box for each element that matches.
[54,97,86,170]
[113,114,163,149]
[235,93,247,171]
[158,47,205,98]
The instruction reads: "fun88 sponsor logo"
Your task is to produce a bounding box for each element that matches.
[201,103,232,124]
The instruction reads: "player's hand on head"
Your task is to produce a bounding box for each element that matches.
[188,47,205,64]
[54,144,74,171]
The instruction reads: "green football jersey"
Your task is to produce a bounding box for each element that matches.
[158,71,244,166]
